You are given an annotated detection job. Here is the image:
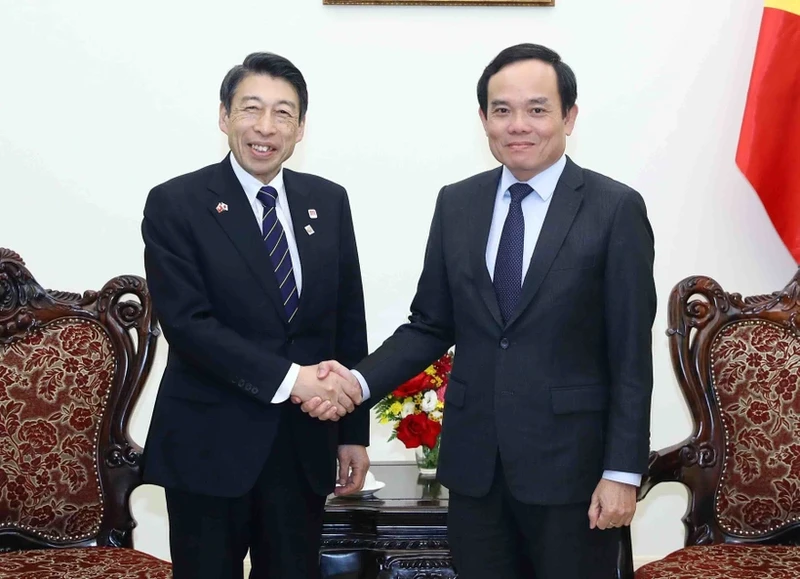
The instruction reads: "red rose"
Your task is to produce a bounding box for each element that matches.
[393,372,433,398]
[69,407,95,432]
[396,413,442,449]
[433,354,452,377]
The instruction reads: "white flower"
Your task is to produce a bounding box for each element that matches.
[401,400,416,418]
[430,410,443,422]
[421,390,439,413]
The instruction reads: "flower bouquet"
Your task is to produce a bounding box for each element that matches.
[373,350,453,475]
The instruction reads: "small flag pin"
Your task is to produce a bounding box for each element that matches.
[308,209,318,219]
[216,202,228,214]
[304,225,315,235]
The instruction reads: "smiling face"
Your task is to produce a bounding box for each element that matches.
[219,73,305,184]
[479,59,577,182]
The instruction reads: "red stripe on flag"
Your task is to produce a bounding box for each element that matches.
[736,7,800,263]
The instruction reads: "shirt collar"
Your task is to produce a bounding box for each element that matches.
[498,153,567,202]
[228,153,286,207]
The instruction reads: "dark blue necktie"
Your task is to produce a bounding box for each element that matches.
[494,182,533,324]
[257,186,299,323]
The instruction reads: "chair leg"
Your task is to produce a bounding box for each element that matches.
[616,526,635,579]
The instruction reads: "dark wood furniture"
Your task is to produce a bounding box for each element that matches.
[324,464,634,579]
[631,272,800,578]
[0,248,171,577]
[321,462,455,579]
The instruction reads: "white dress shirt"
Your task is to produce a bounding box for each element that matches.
[229,155,301,404]
[356,154,640,486]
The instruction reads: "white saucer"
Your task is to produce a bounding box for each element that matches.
[340,480,386,499]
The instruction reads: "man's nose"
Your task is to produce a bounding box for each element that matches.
[253,111,276,135]
[508,111,532,133]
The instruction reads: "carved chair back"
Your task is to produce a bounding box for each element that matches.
[641,272,800,546]
[0,248,158,551]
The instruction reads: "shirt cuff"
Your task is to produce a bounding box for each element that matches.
[271,363,300,404]
[350,369,371,402]
[602,470,642,487]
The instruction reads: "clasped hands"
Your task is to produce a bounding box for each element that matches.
[290,360,360,421]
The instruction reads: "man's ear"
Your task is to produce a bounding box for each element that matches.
[219,102,229,135]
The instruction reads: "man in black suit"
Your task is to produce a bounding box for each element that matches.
[311,44,656,579]
[141,52,369,579]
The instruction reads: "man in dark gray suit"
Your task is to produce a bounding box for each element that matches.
[304,43,656,579]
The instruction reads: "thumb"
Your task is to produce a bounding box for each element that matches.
[317,361,331,379]
[588,493,601,530]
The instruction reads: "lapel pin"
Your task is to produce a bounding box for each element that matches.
[216,202,228,214]
[304,225,315,236]
[308,209,318,219]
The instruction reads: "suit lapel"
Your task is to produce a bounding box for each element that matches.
[283,169,317,329]
[206,156,287,322]
[469,168,505,328]
[504,157,584,328]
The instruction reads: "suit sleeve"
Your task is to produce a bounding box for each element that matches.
[333,191,370,446]
[356,187,455,403]
[602,190,656,474]
[142,185,292,404]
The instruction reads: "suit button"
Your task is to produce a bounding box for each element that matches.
[499,337,509,349]
[252,387,259,395]
[237,379,245,388]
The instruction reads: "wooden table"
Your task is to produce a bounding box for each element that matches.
[321,462,456,578]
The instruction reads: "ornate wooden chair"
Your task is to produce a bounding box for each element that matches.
[0,249,171,578]
[633,272,800,577]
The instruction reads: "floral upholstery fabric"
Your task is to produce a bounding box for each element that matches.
[0,547,172,578]
[0,319,115,542]
[635,544,800,578]
[711,321,800,536]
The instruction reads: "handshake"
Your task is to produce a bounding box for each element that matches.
[289,361,362,421]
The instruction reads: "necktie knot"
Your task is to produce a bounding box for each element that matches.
[257,186,278,208]
[508,183,533,205]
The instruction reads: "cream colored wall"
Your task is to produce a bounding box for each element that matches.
[1,0,793,565]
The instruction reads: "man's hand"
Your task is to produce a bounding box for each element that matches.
[588,478,637,530]
[291,360,362,420]
[334,445,370,497]
[290,364,361,421]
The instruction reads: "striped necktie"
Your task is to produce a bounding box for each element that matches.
[256,186,299,323]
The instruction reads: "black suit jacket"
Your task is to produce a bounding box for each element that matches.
[357,157,656,505]
[141,156,368,498]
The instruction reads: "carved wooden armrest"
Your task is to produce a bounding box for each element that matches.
[638,442,687,500]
